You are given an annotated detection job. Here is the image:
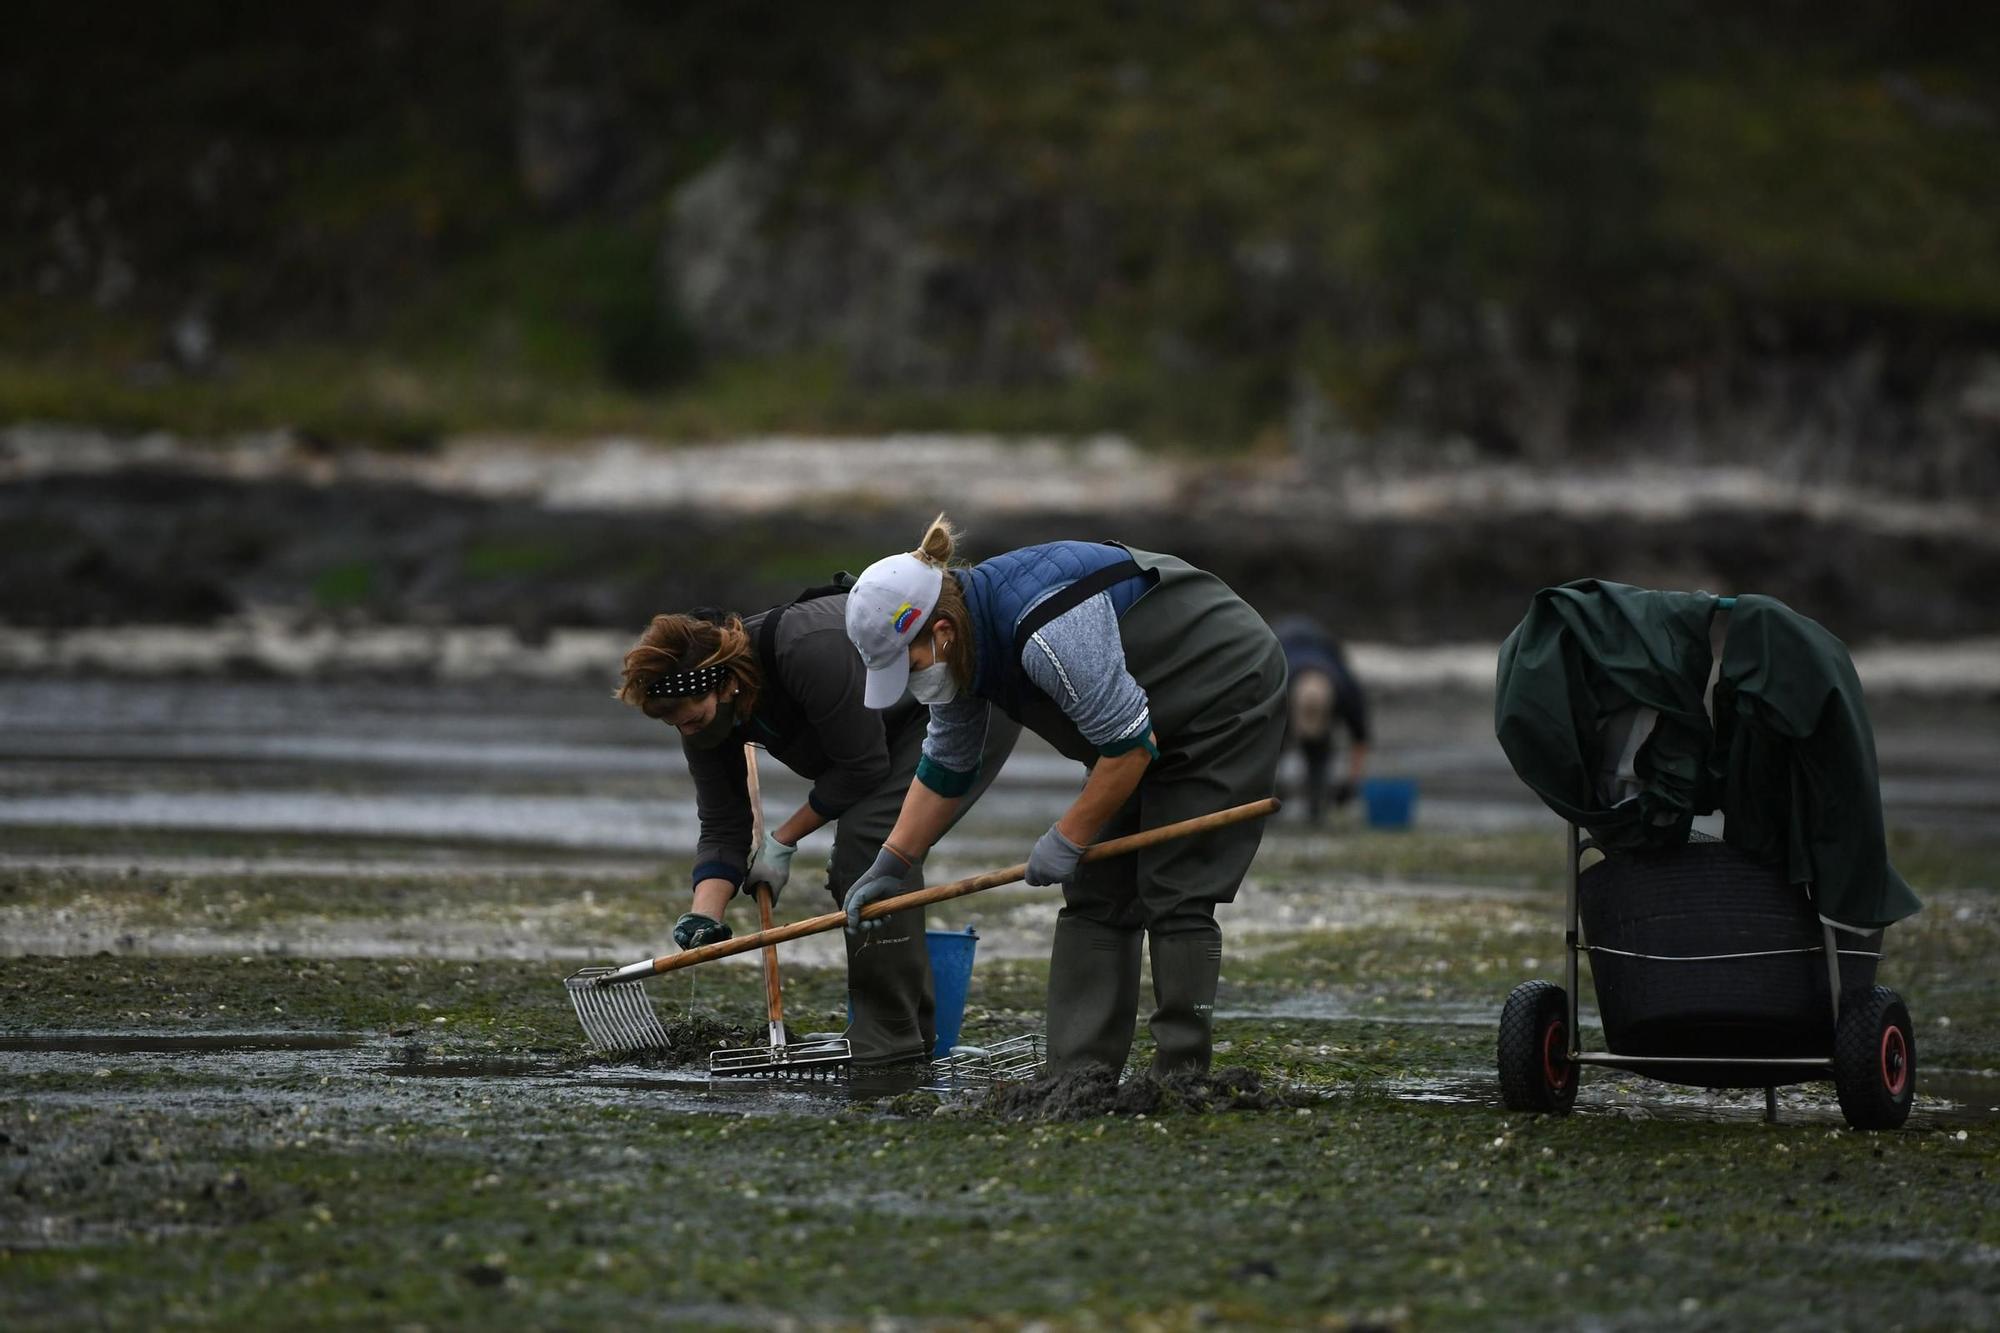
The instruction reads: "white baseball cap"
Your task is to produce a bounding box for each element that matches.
[845,551,945,708]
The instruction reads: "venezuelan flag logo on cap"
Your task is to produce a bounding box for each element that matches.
[892,602,921,634]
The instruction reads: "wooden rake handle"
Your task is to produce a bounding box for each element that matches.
[754,882,783,1029]
[597,796,1280,985]
[744,744,782,1027]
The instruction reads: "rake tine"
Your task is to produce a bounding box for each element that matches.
[565,971,609,1051]
[595,993,622,1052]
[623,986,669,1052]
[588,984,622,1049]
[645,989,670,1041]
[606,985,648,1052]
[604,990,639,1053]
[585,987,620,1052]
[597,991,625,1050]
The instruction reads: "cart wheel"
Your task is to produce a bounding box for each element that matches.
[1498,980,1578,1113]
[1833,986,1915,1131]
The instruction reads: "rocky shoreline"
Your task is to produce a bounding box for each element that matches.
[4,622,1996,696]
[5,429,1997,653]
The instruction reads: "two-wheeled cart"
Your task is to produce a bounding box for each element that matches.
[1493,583,1920,1131]
[1497,824,1915,1130]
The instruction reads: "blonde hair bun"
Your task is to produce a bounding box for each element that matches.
[916,511,960,568]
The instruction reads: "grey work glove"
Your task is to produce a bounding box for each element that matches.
[1025,823,1086,887]
[742,832,796,907]
[844,845,914,934]
[672,912,733,951]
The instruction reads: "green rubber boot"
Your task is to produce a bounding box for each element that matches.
[842,904,936,1067]
[1045,914,1143,1076]
[1148,925,1222,1076]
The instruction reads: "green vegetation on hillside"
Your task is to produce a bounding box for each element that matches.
[5,2,1998,450]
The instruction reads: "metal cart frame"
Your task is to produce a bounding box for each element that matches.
[1561,824,1880,1122]
[1497,822,1915,1130]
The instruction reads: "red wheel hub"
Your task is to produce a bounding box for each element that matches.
[1541,1018,1573,1092]
[1880,1026,1909,1097]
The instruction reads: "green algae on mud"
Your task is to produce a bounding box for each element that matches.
[4,1082,1996,1330]
[0,862,673,939]
[0,955,813,1059]
[0,822,665,868]
[1252,828,1572,892]
[5,827,2000,1327]
[1249,823,2000,901]
[975,1066,1317,1122]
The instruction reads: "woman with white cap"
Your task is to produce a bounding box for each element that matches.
[616,587,1017,1067]
[842,515,1288,1078]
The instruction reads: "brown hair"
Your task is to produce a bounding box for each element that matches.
[913,511,976,688]
[616,612,762,718]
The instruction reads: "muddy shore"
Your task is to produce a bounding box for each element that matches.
[5,871,1998,1329]
[3,676,1998,1328]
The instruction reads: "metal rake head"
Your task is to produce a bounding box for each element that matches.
[926,1033,1045,1092]
[565,966,673,1055]
[708,1034,853,1080]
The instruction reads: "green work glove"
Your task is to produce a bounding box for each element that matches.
[673,912,733,951]
[844,845,913,934]
[743,831,796,907]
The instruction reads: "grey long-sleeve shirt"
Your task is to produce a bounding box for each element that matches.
[918,588,1152,793]
[685,593,917,888]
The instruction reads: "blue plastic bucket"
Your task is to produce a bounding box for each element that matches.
[1362,777,1418,829]
[925,927,979,1058]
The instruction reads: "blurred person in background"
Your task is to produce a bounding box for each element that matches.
[617,591,1018,1068]
[841,514,1287,1080]
[1270,614,1371,823]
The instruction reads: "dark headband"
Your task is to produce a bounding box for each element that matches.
[644,663,728,699]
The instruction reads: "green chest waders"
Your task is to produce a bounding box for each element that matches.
[1018,548,1289,1076]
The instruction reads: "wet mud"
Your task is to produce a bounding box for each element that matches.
[0,1027,894,1128]
[380,1011,757,1077]
[978,1065,1318,1122]
[568,1013,757,1067]
[0,1032,359,1055]
[7,1014,1998,1330]
[5,676,1999,1327]
[1385,1068,2000,1128]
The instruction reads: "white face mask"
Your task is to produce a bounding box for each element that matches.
[908,660,959,705]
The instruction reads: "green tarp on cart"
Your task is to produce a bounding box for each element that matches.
[1495,579,1920,932]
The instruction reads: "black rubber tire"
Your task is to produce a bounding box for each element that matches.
[1833,985,1916,1131]
[1498,980,1579,1113]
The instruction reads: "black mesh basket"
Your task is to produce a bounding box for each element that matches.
[1578,838,1883,1087]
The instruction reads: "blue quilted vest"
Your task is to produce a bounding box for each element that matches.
[958,541,1153,717]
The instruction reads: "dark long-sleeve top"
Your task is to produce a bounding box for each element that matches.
[684,592,912,890]
[1272,614,1371,744]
